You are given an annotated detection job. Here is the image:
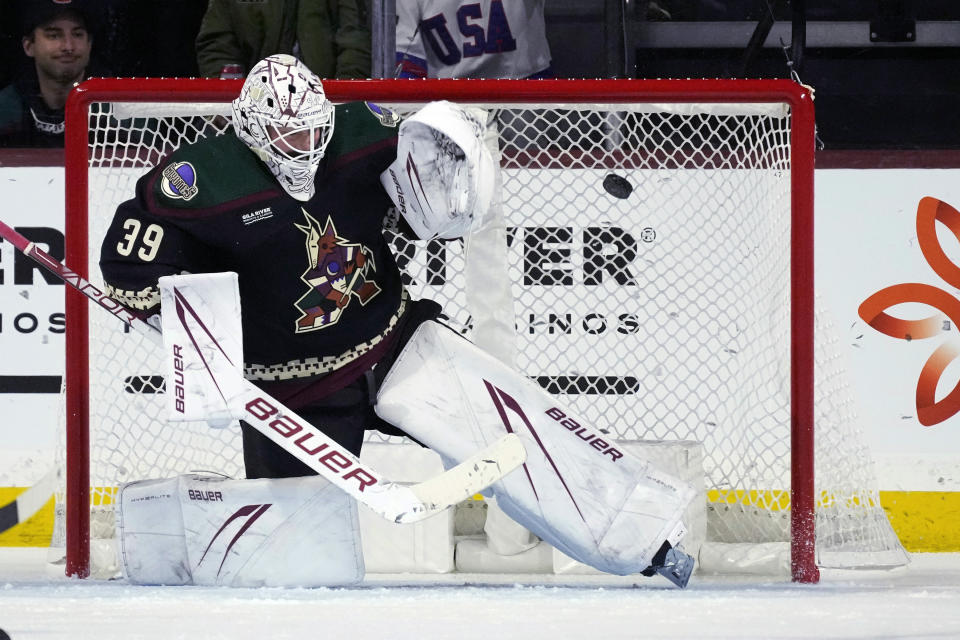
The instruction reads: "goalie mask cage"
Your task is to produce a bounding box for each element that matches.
[59,77,905,583]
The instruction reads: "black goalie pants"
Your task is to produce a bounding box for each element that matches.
[240,299,441,479]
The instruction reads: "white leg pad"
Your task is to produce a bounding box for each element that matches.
[553,439,707,575]
[118,474,363,587]
[376,321,697,575]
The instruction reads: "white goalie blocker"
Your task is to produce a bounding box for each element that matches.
[380,101,495,240]
[376,321,698,577]
[158,271,246,427]
[116,273,363,586]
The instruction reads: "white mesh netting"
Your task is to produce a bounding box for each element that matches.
[52,90,907,574]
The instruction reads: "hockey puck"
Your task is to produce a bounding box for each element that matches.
[602,174,633,199]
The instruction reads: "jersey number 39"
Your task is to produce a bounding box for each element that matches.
[116,218,164,262]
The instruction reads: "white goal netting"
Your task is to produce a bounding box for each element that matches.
[53,80,907,579]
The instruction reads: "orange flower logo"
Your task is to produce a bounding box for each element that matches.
[859,197,960,426]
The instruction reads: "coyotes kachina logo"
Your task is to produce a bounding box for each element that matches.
[293,210,381,332]
[859,197,960,426]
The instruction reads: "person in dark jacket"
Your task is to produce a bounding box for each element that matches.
[195,0,370,79]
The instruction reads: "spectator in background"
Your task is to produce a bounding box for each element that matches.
[195,0,371,79]
[0,0,107,147]
[395,0,553,79]
[98,1,208,78]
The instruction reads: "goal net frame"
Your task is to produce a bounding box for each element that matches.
[63,77,816,581]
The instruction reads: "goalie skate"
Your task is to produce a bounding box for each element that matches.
[641,541,695,589]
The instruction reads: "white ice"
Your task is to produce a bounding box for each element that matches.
[1,549,959,639]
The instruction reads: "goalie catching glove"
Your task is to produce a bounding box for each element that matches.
[380,101,495,240]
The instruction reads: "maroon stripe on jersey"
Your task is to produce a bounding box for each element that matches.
[143,167,282,219]
[327,136,398,173]
[253,326,401,410]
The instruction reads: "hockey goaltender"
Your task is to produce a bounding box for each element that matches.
[94,55,696,588]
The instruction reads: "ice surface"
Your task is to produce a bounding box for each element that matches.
[1,549,959,639]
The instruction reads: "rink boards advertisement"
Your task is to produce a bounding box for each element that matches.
[1,164,960,550]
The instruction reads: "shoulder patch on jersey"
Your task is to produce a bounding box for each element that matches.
[160,161,199,201]
[365,102,400,127]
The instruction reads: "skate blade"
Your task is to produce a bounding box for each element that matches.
[655,548,695,588]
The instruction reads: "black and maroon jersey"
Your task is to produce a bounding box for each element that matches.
[100,102,410,382]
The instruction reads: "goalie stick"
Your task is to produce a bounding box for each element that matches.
[0,219,526,524]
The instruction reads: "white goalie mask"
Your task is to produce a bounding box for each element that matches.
[231,54,335,202]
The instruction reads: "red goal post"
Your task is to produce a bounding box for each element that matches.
[63,77,817,581]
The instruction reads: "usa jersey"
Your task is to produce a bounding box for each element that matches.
[396,0,552,79]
